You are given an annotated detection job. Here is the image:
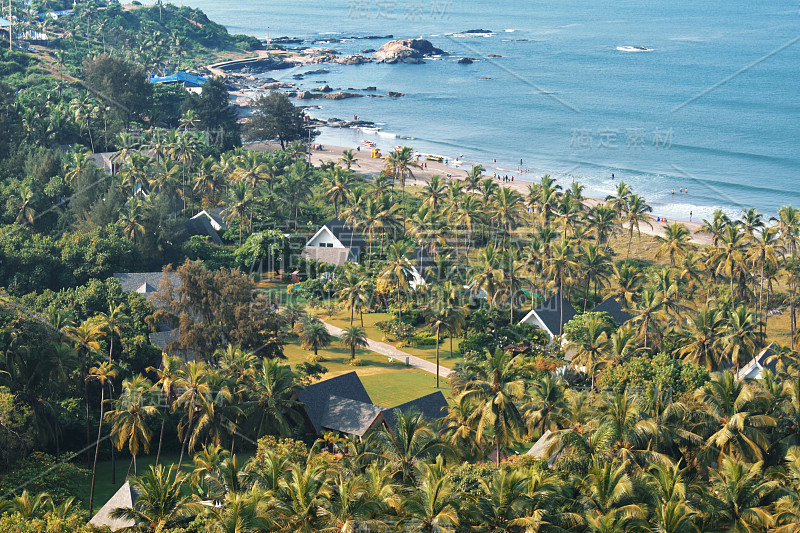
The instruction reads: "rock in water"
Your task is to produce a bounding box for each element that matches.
[458,57,475,64]
[373,38,447,63]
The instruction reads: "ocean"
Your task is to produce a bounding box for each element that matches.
[180,0,800,221]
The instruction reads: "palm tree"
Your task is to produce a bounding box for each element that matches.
[469,245,504,309]
[656,222,692,266]
[747,225,780,337]
[118,200,146,242]
[569,314,611,389]
[632,288,666,351]
[622,194,652,263]
[425,303,449,388]
[273,462,332,533]
[147,354,183,466]
[722,305,763,371]
[336,266,369,325]
[589,203,618,245]
[464,164,485,192]
[605,181,632,219]
[13,184,36,227]
[491,187,523,244]
[324,165,353,218]
[400,457,460,533]
[87,361,116,514]
[111,465,198,531]
[546,239,578,334]
[439,396,483,460]
[64,319,105,467]
[713,223,748,300]
[243,359,303,438]
[174,361,211,471]
[340,325,369,360]
[384,146,420,234]
[707,458,777,532]
[338,149,358,170]
[367,410,450,483]
[379,241,415,321]
[695,370,776,463]
[524,373,570,437]
[678,306,726,370]
[299,317,332,356]
[225,181,254,246]
[459,350,526,465]
[105,374,158,476]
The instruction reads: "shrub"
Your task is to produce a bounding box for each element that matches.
[375,319,415,340]
[256,436,308,466]
[563,312,619,345]
[306,353,325,363]
[446,462,498,497]
[459,332,495,357]
[597,352,709,395]
[0,452,90,504]
[407,331,440,347]
[348,357,364,366]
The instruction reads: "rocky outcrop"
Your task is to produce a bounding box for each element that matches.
[314,84,333,92]
[487,54,502,58]
[334,54,371,65]
[373,38,447,64]
[458,57,475,64]
[386,91,405,97]
[296,91,363,100]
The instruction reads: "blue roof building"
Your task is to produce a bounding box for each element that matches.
[149,72,209,88]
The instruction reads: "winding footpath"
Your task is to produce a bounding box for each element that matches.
[321,321,453,379]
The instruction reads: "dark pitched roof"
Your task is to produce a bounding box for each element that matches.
[113,272,181,294]
[182,216,223,245]
[382,391,448,431]
[324,217,366,249]
[534,293,576,336]
[296,372,373,434]
[591,297,632,325]
[320,395,386,436]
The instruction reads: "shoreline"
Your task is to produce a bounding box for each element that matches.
[247,140,713,246]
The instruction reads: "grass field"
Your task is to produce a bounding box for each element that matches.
[283,339,450,407]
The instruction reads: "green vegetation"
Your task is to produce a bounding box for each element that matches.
[2,2,800,532]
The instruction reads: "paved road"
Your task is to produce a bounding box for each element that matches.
[322,322,453,379]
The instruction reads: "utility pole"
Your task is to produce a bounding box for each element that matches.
[8,0,12,51]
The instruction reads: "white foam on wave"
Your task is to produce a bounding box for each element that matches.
[616,45,654,52]
[377,131,397,138]
[505,29,515,33]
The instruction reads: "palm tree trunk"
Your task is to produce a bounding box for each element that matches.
[89,387,105,514]
[435,326,440,388]
[177,410,194,471]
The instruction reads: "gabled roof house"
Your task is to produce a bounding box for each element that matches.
[519,293,577,339]
[295,372,448,438]
[88,481,137,531]
[302,217,366,267]
[735,343,785,381]
[591,297,632,325]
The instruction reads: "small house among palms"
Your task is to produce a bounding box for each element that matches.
[294,371,448,438]
[88,480,138,531]
[302,217,366,267]
[590,297,632,325]
[735,343,784,381]
[519,293,577,340]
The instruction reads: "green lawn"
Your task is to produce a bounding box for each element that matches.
[322,311,463,366]
[283,339,450,407]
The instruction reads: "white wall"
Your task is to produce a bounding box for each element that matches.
[307,227,345,248]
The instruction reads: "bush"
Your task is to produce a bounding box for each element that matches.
[348,357,363,366]
[407,331,441,347]
[0,452,90,504]
[459,332,495,358]
[563,312,619,345]
[597,352,709,395]
[256,436,308,466]
[375,319,415,340]
[306,353,325,363]
[446,462,498,497]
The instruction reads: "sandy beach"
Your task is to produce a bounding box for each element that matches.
[247,141,713,246]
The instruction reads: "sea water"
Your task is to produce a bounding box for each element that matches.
[179,0,800,221]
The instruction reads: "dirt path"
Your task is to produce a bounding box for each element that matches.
[321,321,453,379]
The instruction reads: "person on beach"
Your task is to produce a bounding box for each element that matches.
[690,211,693,222]
[672,189,675,195]
[685,188,688,194]
[680,187,683,193]
[612,173,615,179]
